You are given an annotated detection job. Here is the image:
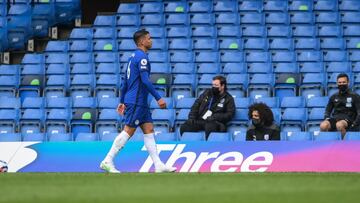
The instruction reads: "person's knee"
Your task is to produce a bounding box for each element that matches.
[204,122,219,133]
[320,121,330,131]
[336,121,347,131]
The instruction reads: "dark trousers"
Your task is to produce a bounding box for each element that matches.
[180,119,227,140]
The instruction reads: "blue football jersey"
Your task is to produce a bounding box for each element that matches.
[121,49,161,107]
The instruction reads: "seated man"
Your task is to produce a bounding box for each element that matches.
[320,73,360,139]
[246,103,280,141]
[180,75,235,140]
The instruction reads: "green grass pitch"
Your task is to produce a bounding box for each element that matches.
[0,173,359,203]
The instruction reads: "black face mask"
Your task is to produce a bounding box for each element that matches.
[212,87,220,96]
[252,119,263,127]
[338,84,348,94]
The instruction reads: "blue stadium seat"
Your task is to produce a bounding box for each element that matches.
[239,0,263,12]
[232,131,247,141]
[150,97,174,109]
[271,51,296,62]
[297,51,322,62]
[44,75,69,98]
[166,26,191,38]
[281,96,305,108]
[148,51,168,63]
[190,13,215,25]
[240,13,264,25]
[93,39,117,51]
[117,27,138,39]
[93,27,115,39]
[323,50,347,62]
[264,0,288,11]
[70,74,95,98]
[196,63,220,74]
[253,97,279,108]
[246,51,270,63]
[269,38,294,50]
[326,62,351,73]
[0,133,22,142]
[0,64,19,75]
[273,63,298,73]
[285,131,312,141]
[69,40,92,52]
[152,109,175,130]
[340,0,360,11]
[140,2,163,13]
[175,108,190,127]
[197,74,216,95]
[215,13,239,25]
[165,13,189,25]
[281,108,307,131]
[299,62,324,73]
[306,96,329,108]
[95,52,119,64]
[189,1,212,13]
[171,63,195,74]
[208,132,231,142]
[294,38,320,50]
[0,109,19,134]
[193,38,218,50]
[70,52,94,65]
[180,132,205,141]
[267,25,291,37]
[171,74,196,99]
[45,108,71,135]
[45,41,69,52]
[214,0,237,12]
[242,25,266,37]
[314,132,342,141]
[314,0,338,11]
[300,73,326,98]
[0,75,19,97]
[141,14,165,26]
[170,51,194,63]
[222,63,246,74]
[7,4,32,49]
[99,133,117,141]
[46,97,70,109]
[248,62,272,74]
[226,74,248,98]
[234,97,251,109]
[315,12,339,24]
[118,39,137,51]
[341,12,360,24]
[94,15,116,27]
[192,26,216,38]
[321,38,345,50]
[292,25,316,37]
[145,27,165,38]
[217,25,241,37]
[22,97,45,109]
[195,51,219,63]
[69,28,93,39]
[22,133,46,142]
[346,37,360,49]
[248,74,274,99]
[117,3,139,14]
[155,133,177,141]
[343,25,360,37]
[0,97,20,109]
[48,133,73,142]
[344,132,360,141]
[290,12,314,24]
[175,97,195,109]
[164,1,188,13]
[20,108,45,135]
[220,51,244,63]
[265,12,289,24]
[318,25,342,37]
[117,15,140,27]
[289,0,313,11]
[244,38,268,50]
[168,38,192,50]
[75,133,98,142]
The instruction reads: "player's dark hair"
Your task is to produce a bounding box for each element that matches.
[248,102,274,126]
[337,73,349,82]
[212,75,227,91]
[133,29,149,46]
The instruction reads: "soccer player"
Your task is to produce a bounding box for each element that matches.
[100,29,176,173]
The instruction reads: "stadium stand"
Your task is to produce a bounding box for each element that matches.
[1,0,360,142]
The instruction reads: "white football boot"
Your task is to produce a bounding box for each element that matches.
[155,164,177,173]
[100,161,120,173]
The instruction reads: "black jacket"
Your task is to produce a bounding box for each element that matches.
[324,90,360,126]
[246,124,280,141]
[188,89,235,125]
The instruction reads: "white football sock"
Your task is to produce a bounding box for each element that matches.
[104,131,130,162]
[144,133,163,168]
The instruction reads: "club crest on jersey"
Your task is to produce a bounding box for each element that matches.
[141,59,148,66]
[264,134,269,140]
